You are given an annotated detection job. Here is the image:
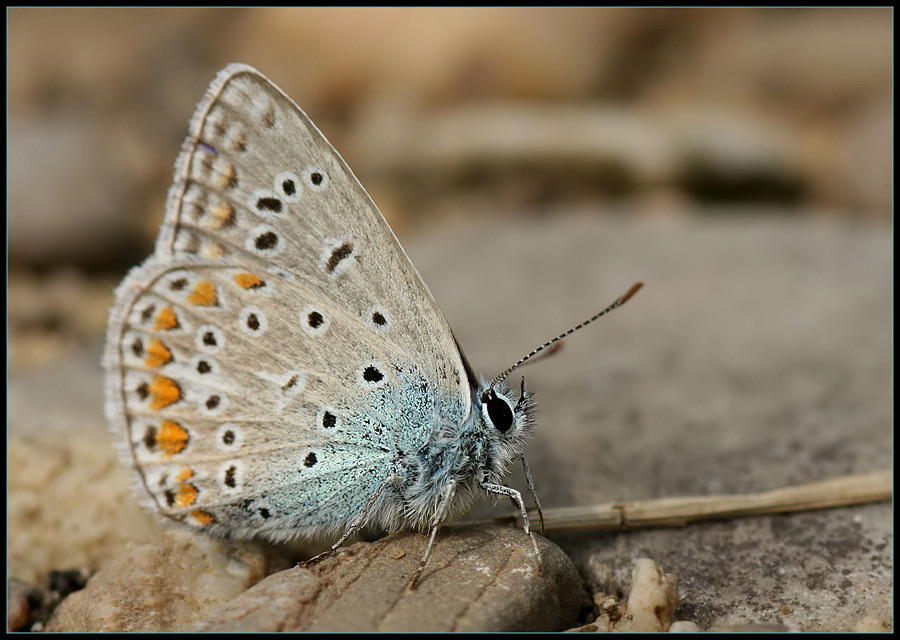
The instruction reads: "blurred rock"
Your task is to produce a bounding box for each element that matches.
[355,103,807,218]
[358,104,674,188]
[7,579,43,632]
[6,424,163,586]
[7,8,893,257]
[734,9,890,111]
[8,271,113,372]
[7,347,166,585]
[8,114,142,269]
[229,8,623,110]
[831,97,892,218]
[8,8,216,113]
[45,531,270,632]
[667,107,805,204]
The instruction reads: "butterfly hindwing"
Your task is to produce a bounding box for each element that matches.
[104,64,472,539]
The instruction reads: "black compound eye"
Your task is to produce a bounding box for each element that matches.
[484,392,514,434]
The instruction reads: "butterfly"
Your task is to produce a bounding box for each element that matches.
[104,63,641,587]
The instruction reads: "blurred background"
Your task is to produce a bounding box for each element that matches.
[7,7,892,374]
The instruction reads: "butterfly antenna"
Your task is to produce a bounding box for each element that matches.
[489,282,643,390]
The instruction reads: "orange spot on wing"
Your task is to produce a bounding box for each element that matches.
[144,339,172,368]
[175,482,198,507]
[150,377,181,410]
[188,280,218,306]
[219,163,237,189]
[211,203,233,228]
[190,510,215,526]
[176,466,194,482]
[234,273,265,289]
[157,419,189,455]
[202,243,224,259]
[154,306,178,331]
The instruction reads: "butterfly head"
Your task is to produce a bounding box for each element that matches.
[478,376,536,466]
[471,282,643,480]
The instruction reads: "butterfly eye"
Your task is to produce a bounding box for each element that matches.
[483,391,514,434]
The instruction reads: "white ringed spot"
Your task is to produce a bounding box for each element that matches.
[195,324,225,354]
[238,305,268,336]
[300,305,330,336]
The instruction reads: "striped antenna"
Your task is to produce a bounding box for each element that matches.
[488,282,643,390]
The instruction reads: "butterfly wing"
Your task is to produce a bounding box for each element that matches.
[104,64,471,540]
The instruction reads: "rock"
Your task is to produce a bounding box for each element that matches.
[566,558,681,632]
[669,620,701,632]
[196,567,320,632]
[45,530,270,632]
[7,355,166,586]
[621,558,679,632]
[198,526,582,632]
[8,271,114,372]
[7,579,43,632]
[854,616,891,633]
[43,524,581,632]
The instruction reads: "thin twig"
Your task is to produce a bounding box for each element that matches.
[470,470,891,532]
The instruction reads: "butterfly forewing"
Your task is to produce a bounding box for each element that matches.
[104,64,471,539]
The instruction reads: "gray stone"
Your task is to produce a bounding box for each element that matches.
[198,526,583,632]
[408,214,891,632]
[195,567,321,632]
[8,214,891,632]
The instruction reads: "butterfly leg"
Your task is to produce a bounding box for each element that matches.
[298,476,392,569]
[481,482,543,576]
[520,456,545,535]
[407,478,457,590]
